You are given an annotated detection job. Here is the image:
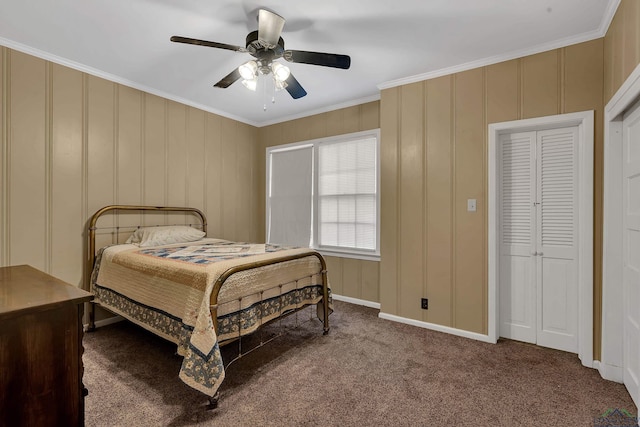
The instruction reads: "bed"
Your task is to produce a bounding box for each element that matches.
[85,205,331,406]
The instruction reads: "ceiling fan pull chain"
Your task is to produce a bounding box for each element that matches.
[263,74,268,112]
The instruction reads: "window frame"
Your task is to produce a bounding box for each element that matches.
[266,129,381,261]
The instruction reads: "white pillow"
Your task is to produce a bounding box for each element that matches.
[126,226,205,247]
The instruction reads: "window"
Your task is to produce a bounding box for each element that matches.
[266,129,380,260]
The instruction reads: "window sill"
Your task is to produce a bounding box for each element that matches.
[315,248,380,262]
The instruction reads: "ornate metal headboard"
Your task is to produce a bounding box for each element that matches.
[85,205,207,292]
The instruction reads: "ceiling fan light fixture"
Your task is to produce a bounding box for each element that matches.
[271,62,290,82]
[238,60,258,80]
[241,78,257,91]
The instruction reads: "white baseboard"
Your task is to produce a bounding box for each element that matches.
[331,294,381,309]
[84,315,124,331]
[596,360,624,383]
[378,311,497,344]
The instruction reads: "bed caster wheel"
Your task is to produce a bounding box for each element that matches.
[206,392,220,410]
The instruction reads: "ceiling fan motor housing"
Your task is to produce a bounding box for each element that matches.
[246,30,285,69]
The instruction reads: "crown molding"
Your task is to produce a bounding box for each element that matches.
[378,0,621,91]
[0,37,260,126]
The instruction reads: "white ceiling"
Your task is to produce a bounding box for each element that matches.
[0,0,618,127]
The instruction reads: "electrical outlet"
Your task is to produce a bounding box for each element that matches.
[421,298,428,310]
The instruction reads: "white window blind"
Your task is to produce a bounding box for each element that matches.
[267,145,313,247]
[317,137,377,251]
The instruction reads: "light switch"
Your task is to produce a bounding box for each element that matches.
[467,199,477,212]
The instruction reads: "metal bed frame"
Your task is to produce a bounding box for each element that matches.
[84,205,331,407]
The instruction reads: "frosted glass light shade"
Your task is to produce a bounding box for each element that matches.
[241,78,257,91]
[238,61,258,80]
[271,62,290,82]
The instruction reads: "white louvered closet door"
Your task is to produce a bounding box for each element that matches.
[535,127,579,353]
[499,127,579,353]
[499,131,537,344]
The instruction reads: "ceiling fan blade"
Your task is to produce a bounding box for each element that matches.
[214,68,241,88]
[258,9,285,48]
[283,50,350,69]
[170,36,246,53]
[284,73,307,99]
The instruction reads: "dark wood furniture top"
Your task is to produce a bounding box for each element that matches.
[0,265,93,427]
[0,265,93,319]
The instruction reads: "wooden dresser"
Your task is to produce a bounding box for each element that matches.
[0,265,93,427]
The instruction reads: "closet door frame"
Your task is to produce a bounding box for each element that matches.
[488,110,594,368]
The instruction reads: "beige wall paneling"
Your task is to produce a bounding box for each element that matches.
[116,85,143,237]
[380,88,400,311]
[235,123,255,242]
[521,50,560,119]
[425,76,454,326]
[360,260,380,302]
[622,0,638,87]
[142,94,167,221]
[166,101,188,225]
[250,125,261,243]
[9,52,47,270]
[398,82,425,320]
[185,107,206,216]
[341,257,361,298]
[604,0,640,102]
[563,40,605,358]
[221,118,238,241]
[605,1,628,101]
[486,60,520,124]
[453,69,486,334]
[324,256,343,296]
[87,75,116,249]
[51,64,84,285]
[1,47,6,266]
[204,113,222,238]
[360,101,380,131]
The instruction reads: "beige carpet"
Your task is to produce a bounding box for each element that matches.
[83,301,637,426]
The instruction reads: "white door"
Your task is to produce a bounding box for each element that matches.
[499,131,537,343]
[499,127,579,353]
[622,102,640,407]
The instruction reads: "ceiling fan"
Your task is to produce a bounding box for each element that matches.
[170,9,351,100]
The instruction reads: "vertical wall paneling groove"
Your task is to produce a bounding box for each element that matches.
[450,76,457,326]
[517,59,523,119]
[45,62,52,272]
[112,84,119,232]
[482,67,488,333]
[140,93,146,206]
[0,48,9,266]
[163,99,169,212]
[81,74,88,273]
[559,49,565,114]
[422,81,429,322]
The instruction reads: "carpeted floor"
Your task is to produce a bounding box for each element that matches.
[83,301,637,426]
